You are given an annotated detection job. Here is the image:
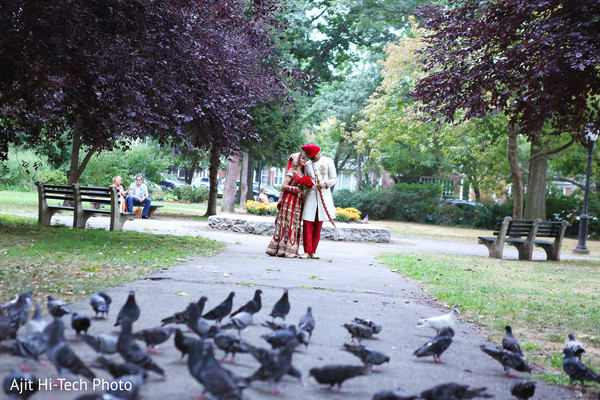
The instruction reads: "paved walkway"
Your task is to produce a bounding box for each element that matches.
[2,215,583,399]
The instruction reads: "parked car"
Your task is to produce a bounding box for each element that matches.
[159,174,185,191]
[253,183,279,203]
[196,182,223,198]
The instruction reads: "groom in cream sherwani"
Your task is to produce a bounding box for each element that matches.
[299,143,337,259]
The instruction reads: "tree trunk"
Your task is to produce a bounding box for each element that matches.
[239,151,249,208]
[356,153,361,191]
[507,124,524,219]
[67,127,99,185]
[523,138,548,220]
[203,147,220,217]
[245,156,255,202]
[221,154,240,213]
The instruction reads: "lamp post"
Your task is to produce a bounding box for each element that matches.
[573,125,599,254]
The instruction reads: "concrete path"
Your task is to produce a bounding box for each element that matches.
[2,216,583,399]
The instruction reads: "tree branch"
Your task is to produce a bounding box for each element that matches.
[525,138,575,165]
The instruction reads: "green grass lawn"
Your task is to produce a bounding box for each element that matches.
[0,214,224,306]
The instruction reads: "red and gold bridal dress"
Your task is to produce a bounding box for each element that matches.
[266,170,304,257]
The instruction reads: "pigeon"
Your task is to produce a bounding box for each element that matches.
[343,343,390,370]
[80,333,118,355]
[243,341,302,386]
[562,348,600,386]
[343,322,374,343]
[510,380,536,399]
[90,291,112,319]
[214,329,248,362]
[372,390,418,400]
[502,325,522,355]
[132,326,174,354]
[480,344,532,376]
[202,292,235,325]
[299,307,316,341]
[93,356,147,379]
[187,339,244,400]
[24,301,47,336]
[0,307,18,341]
[116,317,164,376]
[47,295,71,317]
[161,296,207,326]
[174,328,191,362]
[353,317,382,334]
[245,339,300,394]
[2,369,39,400]
[106,372,146,400]
[45,318,95,382]
[270,288,290,321]
[185,302,217,338]
[71,313,91,336]
[221,311,253,336]
[309,364,367,392]
[417,309,458,333]
[230,289,262,318]
[420,382,492,399]
[114,291,140,327]
[261,320,288,331]
[565,333,585,360]
[2,290,33,331]
[262,325,308,349]
[413,327,454,364]
[0,329,50,366]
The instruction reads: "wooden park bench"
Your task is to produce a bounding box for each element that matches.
[36,182,135,231]
[534,220,569,261]
[478,217,543,261]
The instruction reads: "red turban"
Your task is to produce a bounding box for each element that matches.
[301,143,320,158]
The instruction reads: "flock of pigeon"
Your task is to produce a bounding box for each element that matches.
[0,288,598,400]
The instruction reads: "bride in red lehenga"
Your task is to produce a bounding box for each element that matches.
[266,152,307,258]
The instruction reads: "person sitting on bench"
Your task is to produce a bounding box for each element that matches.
[112,175,130,213]
[127,174,152,219]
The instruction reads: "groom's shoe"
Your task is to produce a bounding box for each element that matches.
[299,253,309,259]
[309,254,320,259]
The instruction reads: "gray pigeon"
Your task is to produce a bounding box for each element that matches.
[114,291,140,327]
[214,329,248,362]
[45,319,95,382]
[372,390,418,400]
[502,325,522,355]
[3,369,39,400]
[185,302,217,338]
[261,324,308,349]
[80,333,118,355]
[230,289,262,317]
[47,295,71,317]
[413,327,454,364]
[565,333,585,360]
[221,311,253,336]
[309,364,367,392]
[354,317,382,334]
[161,296,207,326]
[420,382,492,399]
[343,322,374,343]
[562,348,600,386]
[0,328,50,366]
[510,380,536,399]
[93,356,147,379]
[24,301,47,336]
[2,290,33,331]
[116,317,164,376]
[90,291,112,319]
[298,307,315,342]
[0,307,18,341]
[133,326,174,354]
[202,292,235,325]
[174,328,191,362]
[270,288,290,321]
[71,312,91,336]
[187,339,244,400]
[343,343,390,370]
[245,339,300,394]
[480,344,532,376]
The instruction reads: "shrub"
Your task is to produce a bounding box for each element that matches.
[0,147,56,190]
[244,200,277,215]
[173,185,194,202]
[39,170,67,185]
[191,187,209,203]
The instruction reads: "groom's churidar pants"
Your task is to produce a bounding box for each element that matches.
[303,211,323,255]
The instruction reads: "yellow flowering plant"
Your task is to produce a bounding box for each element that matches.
[334,207,361,222]
[244,200,277,216]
